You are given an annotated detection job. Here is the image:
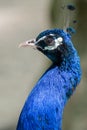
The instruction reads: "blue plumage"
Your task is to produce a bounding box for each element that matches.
[17,29,81,130]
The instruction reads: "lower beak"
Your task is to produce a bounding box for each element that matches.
[18,39,36,49]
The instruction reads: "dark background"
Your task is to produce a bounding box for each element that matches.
[0,0,87,130]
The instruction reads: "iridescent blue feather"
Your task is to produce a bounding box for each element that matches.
[17,29,81,130]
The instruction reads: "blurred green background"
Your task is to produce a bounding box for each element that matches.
[0,0,87,130]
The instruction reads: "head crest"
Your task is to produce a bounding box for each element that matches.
[62,4,76,35]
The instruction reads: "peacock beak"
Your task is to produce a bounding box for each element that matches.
[18,39,36,49]
[18,39,44,52]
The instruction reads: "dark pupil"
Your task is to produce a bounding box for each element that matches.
[44,36,54,45]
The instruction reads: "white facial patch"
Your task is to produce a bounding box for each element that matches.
[55,37,63,48]
[35,36,46,44]
[44,37,63,50]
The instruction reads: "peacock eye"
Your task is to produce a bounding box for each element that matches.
[44,35,54,46]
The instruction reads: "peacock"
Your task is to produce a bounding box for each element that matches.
[17,4,82,130]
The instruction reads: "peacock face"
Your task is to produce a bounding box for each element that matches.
[35,29,74,64]
[19,29,74,65]
[36,32,63,51]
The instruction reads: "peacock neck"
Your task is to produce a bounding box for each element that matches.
[50,49,82,99]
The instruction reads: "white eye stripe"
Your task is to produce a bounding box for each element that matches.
[57,37,63,42]
[36,35,63,44]
[55,41,62,47]
[49,34,55,36]
[36,35,63,51]
[54,37,63,47]
[35,36,46,44]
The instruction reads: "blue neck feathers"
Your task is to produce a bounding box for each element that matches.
[17,50,81,130]
[17,29,82,130]
[17,48,81,130]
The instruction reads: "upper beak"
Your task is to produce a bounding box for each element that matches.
[18,39,36,49]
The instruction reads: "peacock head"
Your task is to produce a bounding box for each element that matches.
[19,28,75,65]
[19,4,77,65]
